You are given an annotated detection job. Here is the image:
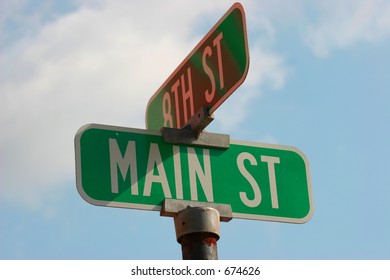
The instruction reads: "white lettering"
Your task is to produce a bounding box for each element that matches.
[261,156,280,209]
[109,139,138,195]
[162,91,173,127]
[187,147,213,202]
[173,145,183,199]
[203,32,224,104]
[203,45,215,103]
[213,32,224,89]
[143,143,172,198]
[171,79,181,128]
[237,152,261,207]
[181,67,194,125]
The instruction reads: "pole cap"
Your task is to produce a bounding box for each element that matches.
[174,206,220,243]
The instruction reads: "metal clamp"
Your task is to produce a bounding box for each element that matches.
[161,199,233,222]
[161,107,230,149]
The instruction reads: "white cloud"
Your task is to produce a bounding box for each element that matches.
[304,0,390,57]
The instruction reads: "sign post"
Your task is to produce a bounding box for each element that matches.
[146,2,249,131]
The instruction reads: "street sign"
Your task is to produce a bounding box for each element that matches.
[75,124,313,223]
[146,2,249,131]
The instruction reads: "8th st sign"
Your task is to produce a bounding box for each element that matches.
[146,3,249,130]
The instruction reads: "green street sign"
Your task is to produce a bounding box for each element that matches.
[146,3,249,131]
[75,124,313,223]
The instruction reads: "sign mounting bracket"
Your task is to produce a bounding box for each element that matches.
[161,107,230,149]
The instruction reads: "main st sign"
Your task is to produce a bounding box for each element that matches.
[75,124,313,223]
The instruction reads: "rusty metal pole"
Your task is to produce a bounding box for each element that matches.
[174,206,220,260]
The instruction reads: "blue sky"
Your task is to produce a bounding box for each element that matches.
[1,0,390,259]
